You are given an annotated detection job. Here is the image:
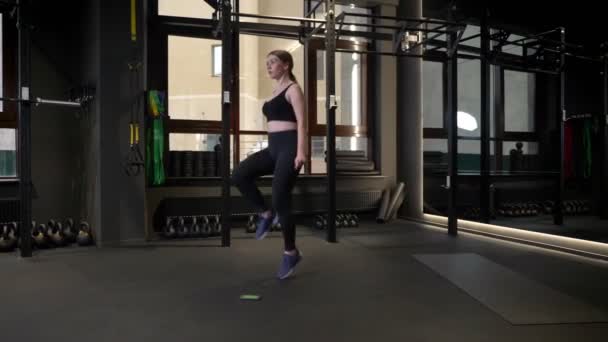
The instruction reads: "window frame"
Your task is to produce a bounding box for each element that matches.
[499,66,538,140]
[422,61,539,142]
[152,2,375,178]
[306,38,369,138]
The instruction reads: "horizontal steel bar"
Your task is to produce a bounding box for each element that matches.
[236,12,459,34]
[36,98,82,107]
[342,11,464,28]
[494,28,561,48]
[0,96,83,107]
[235,12,324,24]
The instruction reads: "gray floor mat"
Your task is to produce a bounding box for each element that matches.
[413,253,608,325]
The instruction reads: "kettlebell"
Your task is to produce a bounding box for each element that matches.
[76,221,94,246]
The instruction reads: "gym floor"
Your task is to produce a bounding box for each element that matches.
[2,220,608,341]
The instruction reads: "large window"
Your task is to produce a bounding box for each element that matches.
[307,39,370,174]
[159,1,373,177]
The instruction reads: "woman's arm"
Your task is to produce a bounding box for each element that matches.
[287,84,307,170]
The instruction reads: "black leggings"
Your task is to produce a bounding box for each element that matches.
[231,130,301,251]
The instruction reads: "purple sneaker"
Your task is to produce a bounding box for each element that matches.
[277,249,302,280]
[256,213,274,240]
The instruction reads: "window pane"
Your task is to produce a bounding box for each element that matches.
[458,139,480,172]
[168,133,233,174]
[504,70,535,132]
[505,34,525,56]
[423,139,447,216]
[458,59,480,137]
[316,51,363,126]
[212,45,222,77]
[0,129,17,177]
[168,36,221,121]
[311,2,371,42]
[169,133,222,152]
[500,141,540,172]
[423,61,443,128]
[158,0,215,19]
[0,14,3,113]
[239,35,304,131]
[461,25,480,48]
[310,136,369,174]
[239,135,268,162]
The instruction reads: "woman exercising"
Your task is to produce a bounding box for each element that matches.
[231,50,306,280]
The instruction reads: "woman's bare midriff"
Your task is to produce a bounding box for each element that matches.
[268,120,297,133]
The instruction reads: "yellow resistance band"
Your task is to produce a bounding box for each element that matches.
[131,0,137,42]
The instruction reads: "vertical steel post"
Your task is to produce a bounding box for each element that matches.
[446,29,459,235]
[17,0,33,258]
[480,9,491,223]
[220,0,233,246]
[601,52,608,219]
[555,27,565,225]
[325,0,337,243]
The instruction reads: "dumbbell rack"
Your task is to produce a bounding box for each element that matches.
[161,215,224,239]
[312,212,360,230]
[495,200,592,218]
[244,214,282,234]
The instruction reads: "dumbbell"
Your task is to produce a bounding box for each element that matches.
[212,215,222,235]
[543,201,554,214]
[529,203,540,216]
[582,201,591,213]
[335,214,343,228]
[342,214,351,227]
[342,213,352,227]
[497,205,506,216]
[575,200,585,214]
[271,215,282,231]
[572,201,580,214]
[201,216,212,236]
[501,204,511,217]
[246,215,256,233]
[350,213,359,227]
[563,201,574,215]
[313,215,325,230]
[205,215,216,236]
[176,216,189,238]
[521,203,529,216]
[189,216,202,237]
[162,217,177,239]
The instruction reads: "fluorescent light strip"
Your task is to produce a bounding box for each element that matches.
[422,214,608,261]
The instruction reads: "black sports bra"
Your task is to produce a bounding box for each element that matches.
[262,83,297,123]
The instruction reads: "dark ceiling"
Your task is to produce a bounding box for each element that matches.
[424,0,606,49]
